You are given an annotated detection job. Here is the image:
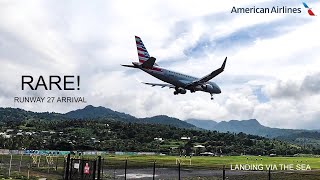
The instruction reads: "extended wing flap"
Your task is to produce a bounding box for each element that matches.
[142,82,175,88]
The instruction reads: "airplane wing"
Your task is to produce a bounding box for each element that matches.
[142,82,175,88]
[185,57,227,88]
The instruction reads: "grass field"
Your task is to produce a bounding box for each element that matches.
[103,155,320,170]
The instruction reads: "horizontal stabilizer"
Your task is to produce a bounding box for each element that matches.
[121,64,137,68]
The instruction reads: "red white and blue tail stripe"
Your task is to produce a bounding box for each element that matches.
[135,36,150,63]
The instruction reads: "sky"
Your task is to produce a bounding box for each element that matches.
[0,0,319,129]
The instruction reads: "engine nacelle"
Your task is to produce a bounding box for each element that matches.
[201,84,214,92]
[174,87,187,95]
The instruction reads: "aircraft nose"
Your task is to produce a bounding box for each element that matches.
[216,86,221,94]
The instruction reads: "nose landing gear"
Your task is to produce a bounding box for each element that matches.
[210,94,214,100]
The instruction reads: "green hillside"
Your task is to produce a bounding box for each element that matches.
[0,107,318,155]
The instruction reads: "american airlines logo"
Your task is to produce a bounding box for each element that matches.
[302,2,316,16]
[230,6,302,14]
[230,2,317,16]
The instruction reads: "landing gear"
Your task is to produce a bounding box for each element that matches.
[210,94,214,100]
[174,87,186,95]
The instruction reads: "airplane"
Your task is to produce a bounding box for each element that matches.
[122,36,227,100]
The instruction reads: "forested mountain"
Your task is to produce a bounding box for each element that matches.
[0,106,196,129]
[186,119,217,130]
[186,119,317,138]
[65,106,197,129]
[0,107,68,123]
[0,116,317,155]
[1,106,320,152]
[65,105,135,121]
[277,131,320,148]
[140,115,197,129]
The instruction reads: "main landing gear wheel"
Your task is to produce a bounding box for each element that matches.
[210,94,214,100]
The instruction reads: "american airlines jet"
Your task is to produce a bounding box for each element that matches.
[122,36,227,100]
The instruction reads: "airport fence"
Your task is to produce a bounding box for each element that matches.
[1,154,320,180]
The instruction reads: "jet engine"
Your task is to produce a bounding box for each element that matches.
[174,87,187,95]
[201,84,214,92]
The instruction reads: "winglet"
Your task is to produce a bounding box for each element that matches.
[221,57,227,70]
[185,56,228,88]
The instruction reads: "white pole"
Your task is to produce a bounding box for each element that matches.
[38,156,41,167]
[19,154,23,173]
[8,154,12,177]
[0,155,3,169]
[48,162,50,173]
[27,164,30,179]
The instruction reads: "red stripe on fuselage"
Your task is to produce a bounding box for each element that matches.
[145,67,162,72]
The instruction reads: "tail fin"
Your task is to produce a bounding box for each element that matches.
[135,36,150,63]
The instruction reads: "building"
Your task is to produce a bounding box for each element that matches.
[154,137,164,142]
[181,137,191,140]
